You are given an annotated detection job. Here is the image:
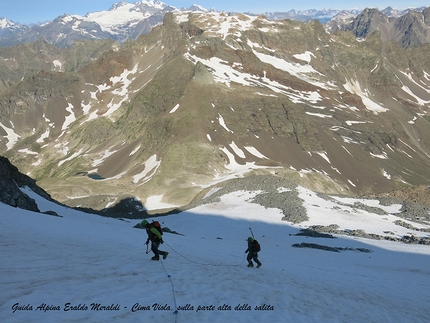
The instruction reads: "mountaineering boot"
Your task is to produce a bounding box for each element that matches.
[256,263,262,268]
[151,256,159,261]
[163,252,169,260]
[247,263,254,267]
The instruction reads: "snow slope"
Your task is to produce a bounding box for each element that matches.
[1,188,430,323]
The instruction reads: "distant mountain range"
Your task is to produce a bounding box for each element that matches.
[0,0,177,47]
[1,1,429,48]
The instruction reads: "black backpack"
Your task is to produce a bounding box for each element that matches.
[253,240,261,252]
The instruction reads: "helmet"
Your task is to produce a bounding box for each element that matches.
[247,237,254,242]
[141,220,149,227]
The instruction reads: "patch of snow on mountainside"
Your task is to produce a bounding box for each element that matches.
[132,154,161,184]
[305,111,332,118]
[397,71,430,106]
[217,113,233,133]
[91,147,120,168]
[219,147,264,175]
[61,103,77,132]
[169,104,180,113]
[243,146,269,159]
[229,142,246,158]
[251,48,328,89]
[105,64,139,116]
[293,51,315,63]
[184,52,327,106]
[343,79,388,114]
[0,122,20,150]
[144,194,177,209]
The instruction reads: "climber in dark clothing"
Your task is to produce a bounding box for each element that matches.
[141,220,168,261]
[245,237,262,268]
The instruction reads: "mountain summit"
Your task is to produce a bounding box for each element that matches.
[342,7,430,48]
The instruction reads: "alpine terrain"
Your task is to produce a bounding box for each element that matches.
[0,5,430,214]
[1,3,430,323]
[1,161,430,323]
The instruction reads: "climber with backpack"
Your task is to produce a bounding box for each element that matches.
[245,236,262,268]
[141,219,169,261]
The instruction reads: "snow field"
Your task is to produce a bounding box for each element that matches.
[1,188,430,323]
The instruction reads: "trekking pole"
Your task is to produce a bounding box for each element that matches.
[249,227,255,239]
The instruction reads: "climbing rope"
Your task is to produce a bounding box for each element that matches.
[154,241,246,323]
[144,219,248,323]
[164,241,246,267]
[159,258,179,323]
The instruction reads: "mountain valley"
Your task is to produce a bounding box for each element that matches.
[1,6,430,212]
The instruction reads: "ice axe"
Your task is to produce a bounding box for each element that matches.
[249,227,255,239]
[145,242,149,254]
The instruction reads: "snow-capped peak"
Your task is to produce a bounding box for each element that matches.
[188,4,208,12]
[109,0,166,11]
[0,17,28,32]
[0,17,17,29]
[109,1,129,10]
[144,0,169,10]
[83,0,170,32]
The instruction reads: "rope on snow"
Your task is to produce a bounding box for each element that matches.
[156,241,247,323]
[164,241,246,267]
[159,258,179,323]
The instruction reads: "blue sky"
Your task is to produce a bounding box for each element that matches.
[1,0,429,24]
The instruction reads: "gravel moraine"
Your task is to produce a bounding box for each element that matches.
[175,174,430,245]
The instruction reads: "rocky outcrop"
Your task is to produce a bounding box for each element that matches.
[0,156,52,211]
